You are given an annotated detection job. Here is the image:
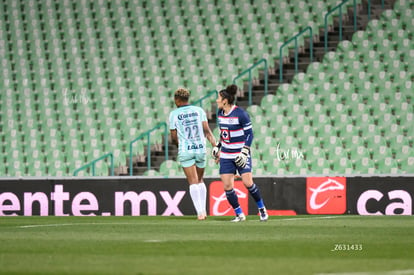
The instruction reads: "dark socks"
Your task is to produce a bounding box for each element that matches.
[225,189,243,215]
[247,183,265,209]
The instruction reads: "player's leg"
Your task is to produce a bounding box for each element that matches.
[240,171,268,222]
[180,154,204,219]
[193,166,207,219]
[183,165,205,219]
[220,158,245,222]
[182,164,199,184]
[194,153,207,219]
[221,174,246,222]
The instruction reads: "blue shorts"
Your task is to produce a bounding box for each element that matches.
[178,152,206,168]
[219,157,252,175]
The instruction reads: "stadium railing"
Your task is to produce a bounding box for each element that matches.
[322,0,388,52]
[324,0,358,52]
[191,89,218,122]
[279,26,313,82]
[367,0,386,20]
[233,58,268,106]
[191,90,218,105]
[129,122,169,176]
[73,152,114,176]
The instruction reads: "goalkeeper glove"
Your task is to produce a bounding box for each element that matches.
[212,142,221,160]
[235,146,250,168]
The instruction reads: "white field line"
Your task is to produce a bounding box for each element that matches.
[315,270,414,275]
[15,215,355,229]
[17,222,157,229]
[278,216,351,222]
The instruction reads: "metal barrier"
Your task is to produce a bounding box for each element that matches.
[279,26,313,82]
[368,0,386,21]
[192,90,218,122]
[192,90,217,107]
[324,0,387,52]
[324,0,357,52]
[129,122,168,175]
[233,58,268,106]
[73,152,114,176]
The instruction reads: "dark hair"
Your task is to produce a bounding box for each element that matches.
[219,84,238,104]
[174,88,190,102]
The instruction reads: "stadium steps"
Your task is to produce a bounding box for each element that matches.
[132,0,398,176]
[236,0,396,111]
[1,0,399,176]
[132,0,389,176]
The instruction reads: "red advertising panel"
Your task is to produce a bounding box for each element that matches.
[209,181,249,216]
[306,177,346,214]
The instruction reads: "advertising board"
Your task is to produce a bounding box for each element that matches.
[0,176,412,216]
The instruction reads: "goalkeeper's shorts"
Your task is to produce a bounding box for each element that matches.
[178,152,206,168]
[219,156,252,175]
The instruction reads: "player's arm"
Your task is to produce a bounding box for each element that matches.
[170,129,178,147]
[169,112,178,147]
[235,111,254,168]
[203,121,221,161]
[240,110,254,147]
[202,121,216,147]
[234,126,252,168]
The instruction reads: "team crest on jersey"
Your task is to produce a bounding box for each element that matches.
[221,129,230,141]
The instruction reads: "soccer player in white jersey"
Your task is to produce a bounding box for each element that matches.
[169,88,217,220]
[212,84,268,222]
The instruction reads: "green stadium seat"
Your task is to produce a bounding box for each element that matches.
[376,157,400,174]
[159,160,181,177]
[306,103,329,124]
[353,157,376,174]
[143,169,161,176]
[337,39,355,52]
[260,94,281,115]
[394,0,414,11]
[255,135,275,160]
[291,157,310,175]
[331,157,353,174]
[309,157,331,175]
[246,105,265,117]
[400,157,414,174]
[398,9,414,30]
[265,157,290,176]
[205,157,220,177]
[94,161,110,177]
[1,0,411,176]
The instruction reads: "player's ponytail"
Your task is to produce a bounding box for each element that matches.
[219,84,238,105]
[226,84,238,102]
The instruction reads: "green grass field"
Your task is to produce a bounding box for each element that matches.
[0,215,413,275]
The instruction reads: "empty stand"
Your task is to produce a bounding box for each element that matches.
[0,0,411,177]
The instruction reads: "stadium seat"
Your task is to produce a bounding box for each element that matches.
[1,0,412,177]
[400,157,414,174]
[143,169,161,176]
[205,157,220,177]
[246,105,265,117]
[353,157,376,174]
[159,160,181,177]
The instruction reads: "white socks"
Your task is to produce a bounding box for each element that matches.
[189,182,207,216]
[199,182,207,215]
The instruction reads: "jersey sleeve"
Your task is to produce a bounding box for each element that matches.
[168,111,176,130]
[200,108,207,122]
[239,109,254,147]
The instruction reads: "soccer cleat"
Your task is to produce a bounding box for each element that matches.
[259,207,268,222]
[197,214,207,221]
[230,213,246,222]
